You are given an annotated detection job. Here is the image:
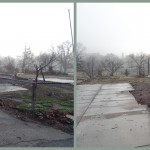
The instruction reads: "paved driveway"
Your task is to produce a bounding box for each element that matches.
[0,110,73,147]
[77,83,150,147]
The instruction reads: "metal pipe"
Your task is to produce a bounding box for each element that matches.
[68,9,74,47]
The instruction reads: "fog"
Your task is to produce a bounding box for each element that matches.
[0,3,73,58]
[77,3,150,57]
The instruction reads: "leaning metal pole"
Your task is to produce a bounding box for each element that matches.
[68,9,74,46]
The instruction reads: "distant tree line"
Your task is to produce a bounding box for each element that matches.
[0,41,73,76]
[77,43,150,79]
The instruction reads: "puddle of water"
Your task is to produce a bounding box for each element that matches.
[38,78,74,84]
[0,84,27,93]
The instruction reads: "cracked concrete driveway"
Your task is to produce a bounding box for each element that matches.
[0,109,73,147]
[77,83,150,147]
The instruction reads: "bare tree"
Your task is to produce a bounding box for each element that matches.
[76,43,86,71]
[3,56,17,74]
[97,61,104,77]
[34,51,57,82]
[31,51,57,105]
[129,53,147,77]
[102,53,123,76]
[124,69,129,76]
[57,41,73,74]
[36,52,53,73]
[83,55,98,79]
[20,45,35,73]
[36,53,48,70]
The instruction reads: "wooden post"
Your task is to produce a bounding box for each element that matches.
[148,57,149,75]
[31,82,36,111]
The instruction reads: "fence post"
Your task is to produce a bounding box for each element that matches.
[31,82,35,111]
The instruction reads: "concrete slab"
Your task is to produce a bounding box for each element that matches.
[77,103,90,115]
[77,113,150,147]
[77,83,150,147]
[76,84,102,124]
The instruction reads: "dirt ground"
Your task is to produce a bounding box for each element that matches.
[79,76,150,106]
[130,82,150,105]
[0,102,73,134]
[0,79,73,134]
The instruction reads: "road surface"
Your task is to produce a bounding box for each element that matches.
[0,109,73,147]
[77,83,150,147]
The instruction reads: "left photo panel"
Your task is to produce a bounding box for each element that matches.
[0,3,74,147]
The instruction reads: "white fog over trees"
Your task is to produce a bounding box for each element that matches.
[0,41,73,76]
[77,42,150,79]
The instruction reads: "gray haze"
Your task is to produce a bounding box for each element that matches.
[0,3,73,58]
[77,3,150,57]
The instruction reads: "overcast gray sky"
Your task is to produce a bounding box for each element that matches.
[0,3,73,58]
[77,3,150,57]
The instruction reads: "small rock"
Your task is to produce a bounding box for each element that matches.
[16,137,21,140]
[112,127,117,129]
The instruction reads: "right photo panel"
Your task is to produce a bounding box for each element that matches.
[76,3,150,147]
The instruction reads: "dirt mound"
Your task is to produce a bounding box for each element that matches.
[130,82,150,105]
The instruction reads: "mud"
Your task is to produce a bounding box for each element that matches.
[0,98,73,134]
[0,82,73,134]
[130,82,150,105]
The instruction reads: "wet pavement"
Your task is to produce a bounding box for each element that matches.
[0,84,27,93]
[0,109,73,147]
[77,83,150,147]
[38,78,74,84]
